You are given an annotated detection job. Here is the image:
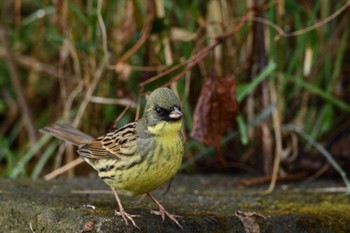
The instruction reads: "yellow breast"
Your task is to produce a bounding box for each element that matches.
[99,121,184,196]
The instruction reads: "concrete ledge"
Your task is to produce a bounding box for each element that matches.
[0,175,349,232]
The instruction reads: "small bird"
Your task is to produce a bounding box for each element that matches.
[40,87,184,229]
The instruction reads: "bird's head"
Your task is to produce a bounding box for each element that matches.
[144,87,183,125]
[141,88,183,135]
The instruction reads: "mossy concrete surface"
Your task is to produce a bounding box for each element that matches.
[0,174,349,233]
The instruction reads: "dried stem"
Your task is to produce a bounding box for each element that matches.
[263,82,283,194]
[249,0,272,175]
[72,59,107,128]
[236,172,307,188]
[140,8,251,87]
[0,23,37,145]
[114,9,153,65]
[239,0,350,40]
[89,96,136,107]
[0,49,61,78]
[97,0,109,66]
[44,157,84,180]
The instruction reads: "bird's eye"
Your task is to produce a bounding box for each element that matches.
[154,105,163,114]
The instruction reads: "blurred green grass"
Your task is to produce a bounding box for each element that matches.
[1,0,349,184]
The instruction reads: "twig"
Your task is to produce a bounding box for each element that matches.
[72,58,107,128]
[239,0,350,39]
[236,172,307,188]
[44,157,84,180]
[113,105,130,128]
[134,89,142,121]
[63,81,83,115]
[89,96,136,107]
[138,60,189,87]
[140,9,251,87]
[125,65,165,72]
[49,41,108,176]
[0,23,37,145]
[281,0,350,37]
[0,48,61,78]
[137,1,349,88]
[114,9,153,65]
[162,42,217,87]
[97,0,109,66]
[303,164,330,183]
[263,83,283,194]
[138,27,206,86]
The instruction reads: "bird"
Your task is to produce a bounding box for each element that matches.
[40,87,184,229]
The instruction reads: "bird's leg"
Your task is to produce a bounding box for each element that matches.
[112,188,141,230]
[136,193,147,204]
[147,192,183,229]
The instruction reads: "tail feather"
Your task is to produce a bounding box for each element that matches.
[40,124,94,146]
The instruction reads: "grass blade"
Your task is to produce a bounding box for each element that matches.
[284,124,350,194]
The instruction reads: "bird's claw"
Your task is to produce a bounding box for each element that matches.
[150,207,183,229]
[115,210,141,230]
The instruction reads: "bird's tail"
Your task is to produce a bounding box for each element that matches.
[40,124,94,146]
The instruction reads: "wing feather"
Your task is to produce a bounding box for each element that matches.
[78,122,137,159]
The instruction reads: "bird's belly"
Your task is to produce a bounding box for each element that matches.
[98,139,183,196]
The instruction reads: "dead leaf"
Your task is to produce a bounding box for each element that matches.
[80,220,95,233]
[190,73,237,150]
[235,211,265,233]
[114,63,132,81]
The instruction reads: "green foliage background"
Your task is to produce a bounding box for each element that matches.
[1,0,349,183]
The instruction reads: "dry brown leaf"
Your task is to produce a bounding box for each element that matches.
[114,63,132,81]
[190,73,238,150]
[235,211,266,233]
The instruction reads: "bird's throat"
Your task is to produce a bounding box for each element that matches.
[147,121,182,139]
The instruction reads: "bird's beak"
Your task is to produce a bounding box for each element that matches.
[169,107,183,119]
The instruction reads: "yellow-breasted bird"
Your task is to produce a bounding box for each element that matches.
[40,87,184,229]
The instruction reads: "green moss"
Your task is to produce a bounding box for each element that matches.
[260,199,350,232]
[234,189,350,232]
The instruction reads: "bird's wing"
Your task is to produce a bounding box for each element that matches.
[78,122,138,159]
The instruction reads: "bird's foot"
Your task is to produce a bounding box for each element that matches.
[115,209,141,230]
[150,206,183,230]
